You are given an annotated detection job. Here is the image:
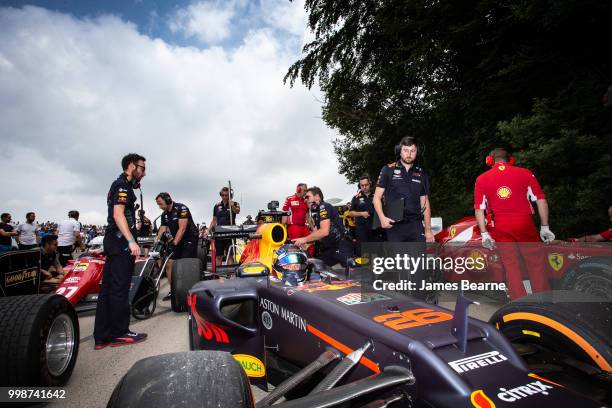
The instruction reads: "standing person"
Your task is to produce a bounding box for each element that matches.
[374,136,434,243]
[93,153,147,349]
[207,187,240,266]
[293,187,351,266]
[155,193,199,301]
[136,209,152,237]
[282,183,310,241]
[57,210,83,266]
[474,147,555,299]
[0,213,18,253]
[16,212,39,250]
[348,176,376,255]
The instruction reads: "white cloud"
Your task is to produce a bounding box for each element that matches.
[168,1,236,44]
[0,5,354,226]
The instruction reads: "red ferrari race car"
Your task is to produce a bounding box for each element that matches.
[435,216,612,300]
[55,233,174,319]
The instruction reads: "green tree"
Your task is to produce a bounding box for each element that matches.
[287,0,612,236]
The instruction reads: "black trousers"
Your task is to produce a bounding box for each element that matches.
[171,238,198,260]
[385,219,425,242]
[319,240,353,267]
[58,245,73,266]
[93,253,134,342]
[18,243,38,250]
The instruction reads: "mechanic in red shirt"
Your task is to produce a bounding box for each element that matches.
[570,205,612,242]
[474,147,555,299]
[282,183,310,241]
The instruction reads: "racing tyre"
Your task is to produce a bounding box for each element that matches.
[197,239,208,271]
[490,290,612,402]
[171,258,202,313]
[107,351,254,408]
[561,257,612,301]
[0,294,79,386]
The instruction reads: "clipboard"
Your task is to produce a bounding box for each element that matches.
[372,198,404,229]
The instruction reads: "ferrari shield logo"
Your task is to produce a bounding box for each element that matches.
[449,226,457,238]
[548,253,564,271]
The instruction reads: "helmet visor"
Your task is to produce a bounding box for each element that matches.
[277,252,307,267]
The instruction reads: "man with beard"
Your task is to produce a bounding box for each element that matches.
[94,153,147,349]
[348,176,376,255]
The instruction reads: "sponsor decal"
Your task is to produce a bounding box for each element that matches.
[336,292,390,305]
[118,192,127,197]
[411,178,421,183]
[5,267,38,287]
[234,354,266,378]
[373,308,453,331]
[73,262,89,272]
[496,380,553,402]
[291,200,299,206]
[299,281,360,293]
[449,226,457,238]
[394,169,401,174]
[449,351,508,374]
[190,294,230,343]
[65,276,80,283]
[471,390,496,408]
[261,311,273,330]
[547,253,564,272]
[498,165,506,171]
[496,186,512,199]
[522,330,540,338]
[180,211,188,216]
[260,298,307,332]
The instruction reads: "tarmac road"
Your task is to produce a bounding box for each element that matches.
[54,281,499,408]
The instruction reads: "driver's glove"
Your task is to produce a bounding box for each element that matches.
[540,225,555,243]
[481,231,496,250]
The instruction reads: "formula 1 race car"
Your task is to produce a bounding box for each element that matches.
[435,216,612,300]
[0,249,79,387]
[108,223,611,407]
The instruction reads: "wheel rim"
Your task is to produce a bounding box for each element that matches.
[46,313,75,377]
[573,274,612,300]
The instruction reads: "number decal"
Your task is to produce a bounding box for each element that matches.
[373,308,453,331]
[56,286,78,298]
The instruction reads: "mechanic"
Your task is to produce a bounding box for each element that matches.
[570,205,612,242]
[207,187,240,266]
[348,176,377,255]
[282,183,310,241]
[155,192,199,301]
[242,215,256,225]
[93,153,147,349]
[57,210,83,266]
[374,136,435,243]
[293,187,351,266]
[16,212,39,250]
[0,213,18,253]
[474,147,555,299]
[136,209,152,237]
[40,234,64,283]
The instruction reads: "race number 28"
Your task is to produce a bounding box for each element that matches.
[373,308,452,331]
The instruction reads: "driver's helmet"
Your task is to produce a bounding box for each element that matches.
[273,244,309,286]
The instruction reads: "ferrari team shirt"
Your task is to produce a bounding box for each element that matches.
[600,228,612,241]
[474,162,545,217]
[282,194,308,226]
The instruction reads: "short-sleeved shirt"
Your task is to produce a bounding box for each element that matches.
[350,191,374,229]
[161,202,199,240]
[474,162,545,217]
[311,201,345,249]
[57,218,81,247]
[17,222,39,245]
[282,194,309,226]
[105,173,137,250]
[40,249,60,273]
[377,162,429,219]
[213,201,238,226]
[600,228,612,241]
[138,217,152,237]
[0,222,14,246]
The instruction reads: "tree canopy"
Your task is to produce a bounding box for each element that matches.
[287,0,612,236]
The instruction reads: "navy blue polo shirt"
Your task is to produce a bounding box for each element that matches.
[377,162,429,219]
[311,201,345,249]
[213,201,238,226]
[350,191,374,229]
[105,173,137,236]
[161,202,199,240]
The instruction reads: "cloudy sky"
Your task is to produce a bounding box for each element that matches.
[0,0,357,226]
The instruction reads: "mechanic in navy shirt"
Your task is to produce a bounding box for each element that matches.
[374,136,434,243]
[347,176,377,255]
[293,187,351,266]
[155,192,199,300]
[93,153,147,350]
[207,187,240,266]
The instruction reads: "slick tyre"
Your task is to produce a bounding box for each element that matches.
[0,294,79,386]
[170,258,202,313]
[107,351,254,408]
[561,256,612,301]
[490,290,612,401]
[197,239,208,271]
